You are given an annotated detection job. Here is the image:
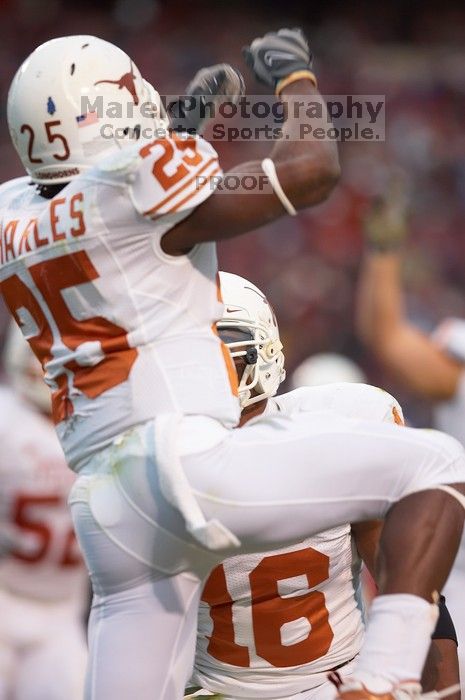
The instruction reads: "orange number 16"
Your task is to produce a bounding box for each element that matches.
[201,546,334,668]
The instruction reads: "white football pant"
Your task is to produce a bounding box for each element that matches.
[70,411,465,700]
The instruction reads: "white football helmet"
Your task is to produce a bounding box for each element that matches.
[291,353,366,388]
[7,35,168,184]
[218,272,285,408]
[3,321,51,413]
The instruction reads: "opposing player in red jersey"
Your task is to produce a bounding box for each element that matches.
[0,324,87,700]
[1,31,465,700]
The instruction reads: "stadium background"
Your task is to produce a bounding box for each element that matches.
[0,0,464,425]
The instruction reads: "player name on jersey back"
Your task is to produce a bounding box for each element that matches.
[0,192,86,263]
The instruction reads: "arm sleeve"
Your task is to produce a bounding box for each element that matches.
[432,595,458,644]
[129,133,222,219]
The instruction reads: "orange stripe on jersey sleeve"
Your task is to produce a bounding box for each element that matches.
[143,157,218,217]
[168,167,221,214]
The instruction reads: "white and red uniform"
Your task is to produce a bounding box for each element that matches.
[1,136,464,700]
[432,318,465,693]
[191,384,402,700]
[0,386,87,700]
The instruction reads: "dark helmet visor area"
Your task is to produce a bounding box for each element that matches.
[218,326,258,366]
[218,326,253,346]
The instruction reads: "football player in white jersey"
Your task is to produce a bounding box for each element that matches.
[357,178,465,695]
[1,31,465,700]
[186,272,458,700]
[0,323,87,700]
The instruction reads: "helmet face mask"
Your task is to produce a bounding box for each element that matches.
[218,272,286,409]
[7,36,169,184]
[217,325,261,403]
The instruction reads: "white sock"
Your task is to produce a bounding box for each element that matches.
[353,593,439,693]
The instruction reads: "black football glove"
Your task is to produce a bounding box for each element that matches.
[169,63,245,135]
[242,28,313,91]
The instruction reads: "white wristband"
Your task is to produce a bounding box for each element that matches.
[261,157,297,216]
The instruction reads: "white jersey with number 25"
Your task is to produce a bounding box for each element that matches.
[0,134,239,470]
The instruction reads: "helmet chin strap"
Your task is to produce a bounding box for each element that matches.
[239,365,274,409]
[243,391,270,408]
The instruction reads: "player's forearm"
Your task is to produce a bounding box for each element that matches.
[356,186,462,399]
[356,255,462,398]
[271,80,341,208]
[356,251,406,351]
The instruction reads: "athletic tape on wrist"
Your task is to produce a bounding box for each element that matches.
[261,158,297,216]
[275,69,317,96]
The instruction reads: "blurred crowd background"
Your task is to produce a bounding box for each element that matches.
[0,0,464,424]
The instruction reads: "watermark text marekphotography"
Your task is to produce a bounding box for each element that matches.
[79,93,385,142]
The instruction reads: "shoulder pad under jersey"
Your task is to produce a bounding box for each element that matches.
[276,383,404,425]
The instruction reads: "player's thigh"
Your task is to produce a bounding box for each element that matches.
[69,442,218,595]
[86,574,202,700]
[184,411,465,551]
[15,622,86,700]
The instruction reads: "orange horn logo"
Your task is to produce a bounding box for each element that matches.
[94,61,140,105]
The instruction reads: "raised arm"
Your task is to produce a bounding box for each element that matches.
[162,28,340,255]
[356,182,461,400]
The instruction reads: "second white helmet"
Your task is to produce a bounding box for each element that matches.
[218,272,285,408]
[7,35,168,184]
[291,353,366,388]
